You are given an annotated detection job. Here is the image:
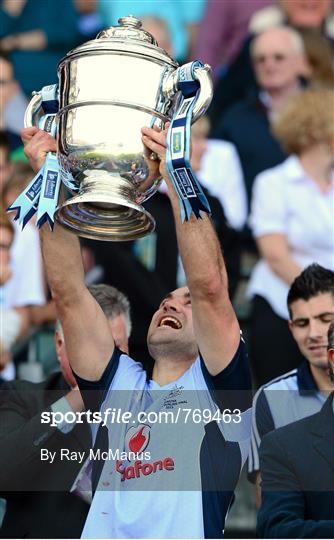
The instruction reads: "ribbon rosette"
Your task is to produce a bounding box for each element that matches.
[7,84,62,231]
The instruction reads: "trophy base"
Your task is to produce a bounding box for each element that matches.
[55,175,156,241]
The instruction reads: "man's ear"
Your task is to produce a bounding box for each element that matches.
[328,349,334,374]
[54,330,63,359]
[288,320,293,334]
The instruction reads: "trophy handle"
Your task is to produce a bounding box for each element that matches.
[24,91,43,128]
[162,63,213,124]
[191,64,213,123]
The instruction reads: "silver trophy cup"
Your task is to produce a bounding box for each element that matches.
[25,15,213,241]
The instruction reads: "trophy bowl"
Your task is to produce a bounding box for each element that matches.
[25,16,213,241]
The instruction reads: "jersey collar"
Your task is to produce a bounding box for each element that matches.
[297,360,318,395]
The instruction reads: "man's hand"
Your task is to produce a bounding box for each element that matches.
[21,127,57,172]
[29,301,56,326]
[141,124,170,184]
[0,342,11,371]
[0,264,12,286]
[65,387,85,413]
[2,0,27,17]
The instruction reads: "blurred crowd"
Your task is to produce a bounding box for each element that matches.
[0,0,333,537]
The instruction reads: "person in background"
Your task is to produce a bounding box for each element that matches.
[0,131,13,191]
[74,0,103,42]
[0,52,27,152]
[0,211,30,383]
[190,115,248,232]
[212,26,307,209]
[193,0,273,82]
[0,284,131,539]
[0,0,81,96]
[2,160,49,378]
[209,0,334,127]
[248,264,334,507]
[249,0,334,40]
[300,28,334,89]
[247,89,334,387]
[256,320,334,538]
[3,161,54,325]
[140,16,174,57]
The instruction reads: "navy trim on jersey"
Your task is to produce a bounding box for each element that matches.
[74,347,121,412]
[200,421,242,538]
[91,423,109,494]
[259,368,298,391]
[297,360,318,394]
[200,339,252,412]
[248,360,320,482]
[255,391,275,439]
[248,390,275,483]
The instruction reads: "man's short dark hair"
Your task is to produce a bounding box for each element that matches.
[287,264,334,317]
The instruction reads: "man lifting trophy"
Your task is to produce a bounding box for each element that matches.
[7,16,252,539]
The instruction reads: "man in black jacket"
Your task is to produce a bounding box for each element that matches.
[0,284,131,539]
[257,321,334,538]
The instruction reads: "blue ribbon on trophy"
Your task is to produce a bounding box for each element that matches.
[7,84,62,230]
[166,61,211,222]
[35,152,61,229]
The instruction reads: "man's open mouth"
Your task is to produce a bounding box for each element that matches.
[309,345,326,351]
[158,316,182,329]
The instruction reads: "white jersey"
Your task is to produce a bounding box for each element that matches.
[76,341,252,539]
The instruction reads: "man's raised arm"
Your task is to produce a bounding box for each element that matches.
[141,126,240,375]
[22,128,114,381]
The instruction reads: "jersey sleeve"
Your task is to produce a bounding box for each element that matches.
[74,347,122,412]
[200,338,252,412]
[248,388,275,482]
